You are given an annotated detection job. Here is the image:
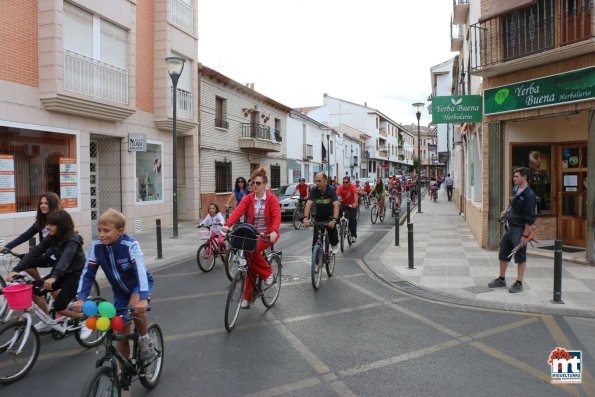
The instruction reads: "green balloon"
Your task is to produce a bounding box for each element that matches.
[98,301,117,319]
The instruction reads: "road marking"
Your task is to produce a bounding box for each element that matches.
[242,377,321,397]
[152,289,226,303]
[283,302,384,323]
[273,322,331,374]
[329,381,358,397]
[470,317,539,339]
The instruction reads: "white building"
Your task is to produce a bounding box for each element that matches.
[285,111,328,183]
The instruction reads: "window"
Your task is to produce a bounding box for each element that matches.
[292,168,301,183]
[215,96,228,129]
[511,145,552,214]
[170,53,193,119]
[270,165,281,189]
[0,124,79,214]
[136,142,163,203]
[215,161,231,193]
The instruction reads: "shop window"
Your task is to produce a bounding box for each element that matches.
[215,161,231,193]
[0,125,78,214]
[270,165,281,189]
[511,145,552,215]
[136,142,163,203]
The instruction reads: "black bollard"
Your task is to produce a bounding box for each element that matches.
[552,240,563,304]
[407,223,414,269]
[406,200,411,224]
[156,219,163,259]
[394,208,400,246]
[28,237,36,251]
[225,207,230,221]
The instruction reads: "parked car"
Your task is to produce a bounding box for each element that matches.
[276,183,315,217]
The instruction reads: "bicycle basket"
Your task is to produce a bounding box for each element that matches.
[230,223,258,251]
[198,230,211,240]
[3,283,33,310]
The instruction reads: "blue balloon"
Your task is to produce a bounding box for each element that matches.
[82,300,98,317]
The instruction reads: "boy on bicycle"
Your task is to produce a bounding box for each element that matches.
[335,176,358,244]
[74,208,155,362]
[290,177,310,209]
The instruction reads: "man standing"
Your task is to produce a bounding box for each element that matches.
[488,167,536,293]
[445,173,454,201]
[336,176,358,244]
[304,173,340,254]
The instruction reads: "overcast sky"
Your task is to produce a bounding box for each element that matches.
[197,0,454,127]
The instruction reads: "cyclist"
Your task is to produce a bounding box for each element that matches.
[198,202,226,247]
[6,209,91,337]
[354,179,364,206]
[303,172,340,254]
[290,177,310,210]
[429,177,439,201]
[222,167,281,309]
[74,208,155,362]
[363,180,372,202]
[372,178,387,217]
[336,176,358,244]
[389,180,401,209]
[224,176,248,209]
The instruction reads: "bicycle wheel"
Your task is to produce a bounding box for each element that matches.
[364,196,370,209]
[196,243,215,272]
[224,272,245,332]
[0,275,7,321]
[80,365,120,397]
[0,319,40,385]
[219,239,231,265]
[370,204,378,224]
[339,220,345,253]
[139,323,164,389]
[261,255,281,308]
[326,251,336,277]
[379,203,385,222]
[311,245,323,290]
[75,316,107,348]
[224,248,240,281]
[292,208,303,230]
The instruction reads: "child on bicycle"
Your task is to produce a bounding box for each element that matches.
[5,209,91,337]
[199,203,226,247]
[74,208,155,362]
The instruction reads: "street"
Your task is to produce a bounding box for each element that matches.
[1,203,593,397]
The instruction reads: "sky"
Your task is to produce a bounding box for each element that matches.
[197,0,455,127]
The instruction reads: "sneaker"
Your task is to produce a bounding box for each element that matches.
[265,275,274,286]
[33,320,51,332]
[350,236,357,244]
[487,278,506,288]
[331,244,339,255]
[139,338,158,362]
[509,281,524,293]
[79,322,93,339]
[240,299,250,309]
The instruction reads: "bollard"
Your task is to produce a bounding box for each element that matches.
[225,207,230,221]
[406,200,411,224]
[552,239,564,304]
[394,208,400,246]
[156,219,163,259]
[407,223,414,269]
[28,237,36,251]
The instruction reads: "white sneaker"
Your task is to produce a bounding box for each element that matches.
[265,275,274,286]
[139,338,157,362]
[79,322,93,339]
[351,236,357,244]
[331,244,339,255]
[34,320,51,332]
[240,299,250,309]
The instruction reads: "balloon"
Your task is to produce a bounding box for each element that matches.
[98,301,116,319]
[82,301,98,317]
[96,316,111,331]
[110,316,125,333]
[85,316,97,330]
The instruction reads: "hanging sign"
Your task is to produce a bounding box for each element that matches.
[0,154,16,214]
[60,158,78,208]
[128,133,147,152]
[432,95,483,123]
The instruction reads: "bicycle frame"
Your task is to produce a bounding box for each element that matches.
[231,248,279,301]
[97,331,140,390]
[312,222,330,263]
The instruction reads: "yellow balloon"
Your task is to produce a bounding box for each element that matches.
[96,316,111,331]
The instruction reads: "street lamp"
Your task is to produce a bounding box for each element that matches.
[166,56,186,238]
[412,102,424,213]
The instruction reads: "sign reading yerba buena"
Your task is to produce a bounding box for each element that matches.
[432,95,482,123]
[484,66,595,115]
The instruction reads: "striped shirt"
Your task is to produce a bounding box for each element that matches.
[253,192,267,234]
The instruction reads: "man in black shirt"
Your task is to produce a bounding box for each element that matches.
[488,167,536,293]
[304,172,340,254]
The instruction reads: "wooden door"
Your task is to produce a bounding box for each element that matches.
[558,143,587,246]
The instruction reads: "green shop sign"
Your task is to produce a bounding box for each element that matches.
[484,66,595,115]
[431,95,482,123]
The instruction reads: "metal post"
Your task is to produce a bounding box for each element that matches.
[172,83,179,238]
[416,113,422,213]
[156,219,163,259]
[406,200,411,224]
[394,207,400,246]
[407,223,415,269]
[552,240,563,304]
[225,206,230,221]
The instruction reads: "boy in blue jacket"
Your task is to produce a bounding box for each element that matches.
[74,208,155,361]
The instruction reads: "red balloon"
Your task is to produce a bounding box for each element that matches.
[110,316,125,333]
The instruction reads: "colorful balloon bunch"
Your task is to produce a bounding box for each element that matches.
[82,301,125,333]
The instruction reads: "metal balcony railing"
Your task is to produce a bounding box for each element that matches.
[215,119,229,129]
[171,0,193,33]
[64,50,128,104]
[170,87,193,119]
[303,144,313,159]
[241,123,272,140]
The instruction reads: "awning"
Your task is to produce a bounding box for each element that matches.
[479,0,536,23]
[288,159,299,169]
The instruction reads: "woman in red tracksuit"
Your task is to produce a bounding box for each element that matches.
[223,167,281,308]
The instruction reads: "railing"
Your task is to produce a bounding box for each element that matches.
[451,23,464,41]
[241,123,272,140]
[470,0,593,71]
[379,128,388,137]
[273,128,282,142]
[170,87,193,119]
[215,119,229,129]
[64,50,128,104]
[171,0,193,33]
[303,144,313,159]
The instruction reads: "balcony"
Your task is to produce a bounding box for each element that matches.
[353,155,359,167]
[215,119,229,129]
[170,0,193,33]
[379,150,390,158]
[452,0,469,25]
[470,0,594,76]
[451,22,464,51]
[239,123,280,153]
[303,144,314,160]
[378,127,388,137]
[364,151,370,159]
[170,87,193,120]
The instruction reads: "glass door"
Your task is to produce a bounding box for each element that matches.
[558,143,587,246]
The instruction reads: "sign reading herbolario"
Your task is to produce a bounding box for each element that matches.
[432,95,482,123]
[0,154,16,214]
[484,66,595,115]
[59,158,78,208]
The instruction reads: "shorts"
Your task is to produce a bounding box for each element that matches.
[498,225,526,263]
[113,279,154,311]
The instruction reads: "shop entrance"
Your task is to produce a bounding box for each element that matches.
[558,143,587,247]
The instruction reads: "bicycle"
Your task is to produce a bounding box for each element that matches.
[430,185,438,202]
[196,225,230,273]
[370,196,386,224]
[292,198,307,230]
[362,193,371,209]
[339,205,353,253]
[309,221,336,290]
[79,303,164,396]
[388,191,400,217]
[224,231,282,332]
[0,249,24,320]
[0,275,105,385]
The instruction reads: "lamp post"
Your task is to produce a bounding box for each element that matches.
[165,56,186,238]
[412,102,424,213]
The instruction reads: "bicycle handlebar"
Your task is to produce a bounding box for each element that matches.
[0,248,25,259]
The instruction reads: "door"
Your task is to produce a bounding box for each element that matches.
[558,143,587,246]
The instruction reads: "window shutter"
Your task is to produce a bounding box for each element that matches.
[63,3,93,57]
[100,19,128,69]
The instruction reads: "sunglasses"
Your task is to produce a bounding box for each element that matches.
[238,181,245,184]
[343,181,349,184]
[251,181,263,186]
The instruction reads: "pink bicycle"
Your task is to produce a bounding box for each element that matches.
[196,225,229,273]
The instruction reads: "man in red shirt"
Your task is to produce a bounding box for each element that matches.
[290,178,310,209]
[336,176,358,243]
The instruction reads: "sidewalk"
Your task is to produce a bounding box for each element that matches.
[365,187,595,317]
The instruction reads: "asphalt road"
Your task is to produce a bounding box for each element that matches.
[1,202,594,397]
